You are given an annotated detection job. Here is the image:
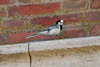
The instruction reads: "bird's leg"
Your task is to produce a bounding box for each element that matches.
[59,33,67,39]
[49,35,58,40]
[49,35,54,40]
[54,35,60,39]
[55,35,59,37]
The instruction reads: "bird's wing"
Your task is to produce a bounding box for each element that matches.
[26,33,38,39]
[34,24,58,34]
[44,24,58,30]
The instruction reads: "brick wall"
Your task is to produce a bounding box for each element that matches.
[0,0,100,44]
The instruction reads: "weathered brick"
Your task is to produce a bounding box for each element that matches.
[91,0,100,9]
[18,0,41,3]
[7,27,87,44]
[25,32,58,41]
[0,11,5,16]
[31,14,80,26]
[8,32,57,44]
[63,29,86,38]
[4,19,25,27]
[64,0,88,12]
[0,0,12,4]
[86,12,100,20]
[8,2,60,16]
[8,32,28,43]
[90,24,100,36]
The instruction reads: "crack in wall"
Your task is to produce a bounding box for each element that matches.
[28,43,32,67]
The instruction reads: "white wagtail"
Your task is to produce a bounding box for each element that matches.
[26,19,64,39]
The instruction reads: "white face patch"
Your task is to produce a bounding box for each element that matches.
[60,20,64,23]
[57,20,64,25]
[58,22,63,25]
[58,20,64,25]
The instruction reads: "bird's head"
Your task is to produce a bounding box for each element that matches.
[55,20,64,25]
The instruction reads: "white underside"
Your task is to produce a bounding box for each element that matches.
[39,29,61,35]
[48,29,61,35]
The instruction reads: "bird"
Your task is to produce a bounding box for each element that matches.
[26,19,64,39]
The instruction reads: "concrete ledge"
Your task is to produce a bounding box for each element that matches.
[0,43,28,54]
[29,36,100,51]
[0,36,100,54]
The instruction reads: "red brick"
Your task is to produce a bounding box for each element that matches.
[8,32,58,44]
[4,19,24,27]
[86,12,100,20]
[64,0,87,12]
[8,29,86,44]
[8,32,29,43]
[25,33,58,41]
[0,0,12,4]
[31,14,79,26]
[91,0,100,9]
[63,29,86,38]
[90,24,100,36]
[0,11,5,16]
[8,2,60,16]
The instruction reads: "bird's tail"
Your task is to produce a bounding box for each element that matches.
[25,33,39,39]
